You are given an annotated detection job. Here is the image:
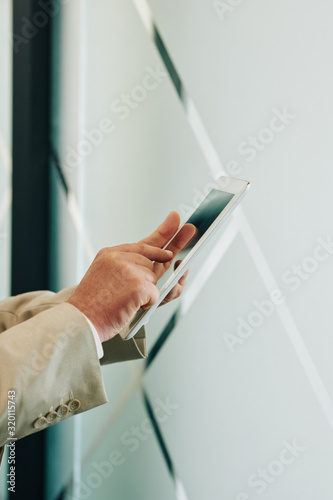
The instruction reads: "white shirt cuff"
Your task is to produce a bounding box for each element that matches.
[82,313,104,359]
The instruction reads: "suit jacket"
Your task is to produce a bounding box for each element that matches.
[0,285,147,465]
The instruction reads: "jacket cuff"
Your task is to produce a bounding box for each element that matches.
[100,326,147,365]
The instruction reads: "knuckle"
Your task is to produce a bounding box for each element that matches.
[136,242,146,254]
[107,251,119,263]
[97,247,108,258]
[120,243,131,252]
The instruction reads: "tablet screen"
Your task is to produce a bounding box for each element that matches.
[183,188,234,251]
[156,188,235,290]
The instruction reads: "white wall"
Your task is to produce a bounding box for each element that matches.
[51,1,333,498]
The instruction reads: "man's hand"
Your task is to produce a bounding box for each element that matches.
[66,212,196,343]
[140,211,196,307]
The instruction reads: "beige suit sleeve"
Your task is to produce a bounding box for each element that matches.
[0,285,147,362]
[0,285,147,457]
[0,300,107,450]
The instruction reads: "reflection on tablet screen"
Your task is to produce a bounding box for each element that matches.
[185,189,234,249]
[156,189,235,291]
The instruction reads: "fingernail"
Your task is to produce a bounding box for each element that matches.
[166,250,173,256]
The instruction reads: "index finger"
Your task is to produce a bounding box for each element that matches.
[122,243,174,263]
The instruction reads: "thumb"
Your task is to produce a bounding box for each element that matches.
[140,211,180,248]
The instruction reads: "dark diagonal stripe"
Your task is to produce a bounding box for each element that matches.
[50,148,69,197]
[142,388,175,478]
[153,26,183,100]
[55,488,67,500]
[145,309,180,370]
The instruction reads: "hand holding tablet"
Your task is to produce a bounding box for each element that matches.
[121,175,250,340]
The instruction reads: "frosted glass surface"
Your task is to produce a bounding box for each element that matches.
[51,0,85,194]
[80,361,139,459]
[49,166,80,291]
[68,391,177,500]
[81,0,210,268]
[144,235,333,499]
[146,0,333,177]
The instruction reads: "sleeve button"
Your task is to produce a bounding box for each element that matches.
[46,411,58,423]
[56,404,69,417]
[68,399,81,412]
[34,417,47,429]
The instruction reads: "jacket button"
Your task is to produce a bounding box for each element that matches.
[68,399,81,412]
[56,405,69,418]
[34,417,47,429]
[46,411,58,423]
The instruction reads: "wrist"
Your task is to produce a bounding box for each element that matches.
[65,298,111,343]
[82,313,104,358]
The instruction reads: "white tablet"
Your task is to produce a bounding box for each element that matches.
[121,175,250,340]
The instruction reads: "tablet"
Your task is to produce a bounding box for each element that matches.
[121,176,250,340]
